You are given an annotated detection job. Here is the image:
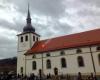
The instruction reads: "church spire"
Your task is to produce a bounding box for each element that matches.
[27,3,31,24]
[23,4,35,32]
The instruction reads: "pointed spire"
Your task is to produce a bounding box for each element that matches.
[27,3,31,24]
[23,3,35,33]
[27,3,30,18]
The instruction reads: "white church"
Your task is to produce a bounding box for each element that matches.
[17,6,100,76]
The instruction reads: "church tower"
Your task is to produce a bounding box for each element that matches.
[17,5,40,75]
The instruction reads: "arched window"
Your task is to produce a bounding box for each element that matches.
[98,54,100,65]
[33,36,35,41]
[60,50,65,55]
[77,56,84,67]
[20,36,23,42]
[25,35,28,41]
[32,61,37,70]
[97,46,100,51]
[61,58,66,68]
[37,37,38,41]
[46,59,51,69]
[76,49,82,53]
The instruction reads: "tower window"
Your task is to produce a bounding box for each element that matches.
[33,36,35,41]
[20,37,23,42]
[32,61,37,70]
[77,56,85,67]
[61,58,67,68]
[25,35,28,41]
[46,59,51,69]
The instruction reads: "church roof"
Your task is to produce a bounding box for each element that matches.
[25,28,100,55]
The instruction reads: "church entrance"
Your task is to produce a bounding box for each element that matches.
[54,67,58,75]
[39,69,42,78]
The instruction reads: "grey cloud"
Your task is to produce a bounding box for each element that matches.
[0,36,17,58]
[35,19,73,39]
[0,4,6,9]
[52,21,73,35]
[78,9,100,17]
[77,4,100,17]
[0,0,100,59]
[30,0,65,17]
[81,0,100,7]
[0,19,24,32]
[5,0,65,18]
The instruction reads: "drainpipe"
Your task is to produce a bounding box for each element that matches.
[42,53,44,73]
[25,55,26,75]
[89,46,96,75]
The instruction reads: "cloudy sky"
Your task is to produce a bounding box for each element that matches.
[0,0,100,59]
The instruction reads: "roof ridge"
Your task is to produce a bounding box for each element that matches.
[40,28,100,42]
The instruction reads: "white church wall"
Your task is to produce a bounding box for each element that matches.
[18,34,31,51]
[26,57,42,76]
[17,33,31,75]
[26,53,42,59]
[30,33,40,47]
[58,46,90,55]
[92,52,100,75]
[17,32,40,75]
[88,45,100,75]
[17,51,26,75]
[80,47,91,53]
[91,45,97,52]
[18,33,39,52]
[66,48,76,55]
[65,53,94,74]
[42,48,94,75]
[24,45,100,75]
